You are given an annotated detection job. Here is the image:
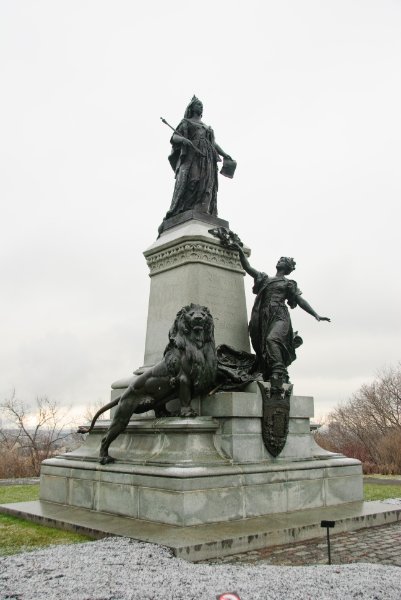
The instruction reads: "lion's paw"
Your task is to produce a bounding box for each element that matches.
[77,426,90,434]
[180,407,198,418]
[154,407,172,418]
[99,455,115,465]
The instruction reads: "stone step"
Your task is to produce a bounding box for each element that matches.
[1,499,399,562]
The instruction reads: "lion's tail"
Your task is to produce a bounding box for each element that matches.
[76,396,121,435]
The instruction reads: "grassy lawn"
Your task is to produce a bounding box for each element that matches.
[0,484,93,556]
[0,484,40,504]
[363,483,401,501]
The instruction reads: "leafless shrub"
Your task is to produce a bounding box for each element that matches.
[83,400,110,425]
[0,392,80,478]
[315,364,401,473]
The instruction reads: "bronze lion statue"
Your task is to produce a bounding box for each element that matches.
[78,304,217,464]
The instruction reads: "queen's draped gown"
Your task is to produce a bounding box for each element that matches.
[166,118,221,219]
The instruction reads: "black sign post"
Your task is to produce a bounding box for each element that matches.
[321,520,335,565]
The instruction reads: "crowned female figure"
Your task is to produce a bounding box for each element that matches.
[162,96,234,225]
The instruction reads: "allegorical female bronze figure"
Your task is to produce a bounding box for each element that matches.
[233,244,331,386]
[161,96,235,227]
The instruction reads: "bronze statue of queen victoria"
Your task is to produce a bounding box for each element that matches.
[160,96,235,229]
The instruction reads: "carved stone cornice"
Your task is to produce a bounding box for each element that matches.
[145,239,244,275]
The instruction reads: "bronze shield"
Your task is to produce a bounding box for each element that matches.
[258,381,292,457]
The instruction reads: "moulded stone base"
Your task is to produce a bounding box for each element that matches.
[39,390,363,526]
[39,457,363,526]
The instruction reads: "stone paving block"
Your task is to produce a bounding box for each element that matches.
[207,521,401,567]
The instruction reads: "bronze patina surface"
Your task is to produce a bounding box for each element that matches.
[159,96,235,233]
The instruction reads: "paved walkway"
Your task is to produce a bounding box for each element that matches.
[204,521,401,567]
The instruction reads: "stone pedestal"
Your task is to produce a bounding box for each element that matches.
[39,389,363,527]
[142,215,250,366]
[34,213,363,541]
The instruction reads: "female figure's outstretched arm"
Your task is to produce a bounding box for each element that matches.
[234,244,260,279]
[297,296,330,322]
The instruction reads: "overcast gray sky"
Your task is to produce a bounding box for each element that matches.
[1,0,400,421]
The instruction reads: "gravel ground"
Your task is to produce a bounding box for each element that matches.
[1,537,400,600]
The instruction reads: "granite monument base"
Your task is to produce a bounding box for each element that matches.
[39,386,363,527]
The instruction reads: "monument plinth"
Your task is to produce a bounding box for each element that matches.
[142,217,250,366]
[39,384,362,527]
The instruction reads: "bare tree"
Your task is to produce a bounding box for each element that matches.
[83,400,110,424]
[316,364,401,473]
[0,392,78,477]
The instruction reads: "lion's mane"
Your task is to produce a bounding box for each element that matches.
[77,304,218,436]
[164,303,217,394]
